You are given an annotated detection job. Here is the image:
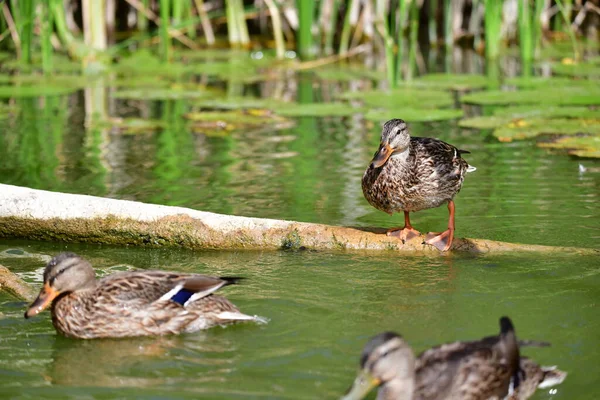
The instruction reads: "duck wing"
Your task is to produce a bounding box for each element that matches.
[97,271,241,308]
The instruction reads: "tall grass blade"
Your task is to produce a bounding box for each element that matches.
[484,0,502,60]
[518,0,533,72]
[194,0,215,45]
[406,0,418,81]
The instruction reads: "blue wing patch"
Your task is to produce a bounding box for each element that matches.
[170,288,194,305]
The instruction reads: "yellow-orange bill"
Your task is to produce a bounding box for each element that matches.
[24,283,59,319]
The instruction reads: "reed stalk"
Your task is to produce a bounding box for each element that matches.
[234,0,249,45]
[444,0,452,50]
[159,0,172,61]
[406,0,418,81]
[323,0,340,55]
[298,0,316,59]
[396,0,408,85]
[19,0,35,64]
[532,0,544,57]
[41,0,53,73]
[264,0,285,59]
[82,0,107,51]
[138,0,150,31]
[193,0,215,45]
[226,0,240,45]
[484,0,503,60]
[518,0,533,67]
[555,0,580,60]
[1,3,21,58]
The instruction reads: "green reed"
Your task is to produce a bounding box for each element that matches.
[406,0,418,81]
[518,0,533,66]
[264,0,285,59]
[297,0,315,59]
[41,0,53,73]
[19,0,35,64]
[484,0,503,60]
[159,0,171,61]
[555,0,580,60]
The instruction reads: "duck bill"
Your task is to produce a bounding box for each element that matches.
[370,144,393,169]
[340,370,380,400]
[24,283,59,319]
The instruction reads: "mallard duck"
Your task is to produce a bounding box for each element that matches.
[507,357,567,400]
[24,252,266,339]
[362,119,476,251]
[342,317,520,400]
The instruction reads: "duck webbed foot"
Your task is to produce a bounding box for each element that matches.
[386,211,421,242]
[425,229,454,251]
[386,226,421,242]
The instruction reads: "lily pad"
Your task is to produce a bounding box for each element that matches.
[0,85,78,98]
[113,87,215,100]
[186,110,291,136]
[492,105,600,119]
[412,73,494,91]
[340,88,455,109]
[194,97,277,110]
[365,108,464,122]
[277,102,366,117]
[97,118,165,134]
[504,76,595,89]
[539,135,600,158]
[459,116,512,129]
[492,118,600,141]
[313,65,385,82]
[461,87,600,106]
[552,62,600,77]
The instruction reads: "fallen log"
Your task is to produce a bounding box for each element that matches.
[0,184,597,255]
[0,264,36,301]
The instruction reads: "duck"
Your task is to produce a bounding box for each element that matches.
[342,317,521,400]
[362,119,476,251]
[507,357,567,400]
[24,252,266,339]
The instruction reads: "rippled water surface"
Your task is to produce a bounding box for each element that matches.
[1,75,599,399]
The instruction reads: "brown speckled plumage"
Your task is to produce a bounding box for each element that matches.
[362,137,471,214]
[507,357,567,400]
[342,317,520,400]
[361,119,475,251]
[25,252,264,339]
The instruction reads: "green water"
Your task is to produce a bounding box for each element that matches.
[1,77,600,399]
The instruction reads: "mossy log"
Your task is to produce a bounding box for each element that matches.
[0,184,597,255]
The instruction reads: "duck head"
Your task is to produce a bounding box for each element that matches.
[370,119,411,169]
[25,252,96,319]
[342,332,416,400]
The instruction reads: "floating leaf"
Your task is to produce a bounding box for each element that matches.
[313,65,385,82]
[492,118,600,141]
[340,88,455,109]
[539,135,600,158]
[552,62,600,77]
[492,105,600,119]
[185,110,291,136]
[194,97,277,110]
[365,108,463,122]
[461,87,600,106]
[113,87,215,100]
[277,103,366,117]
[97,118,165,134]
[505,76,595,89]
[459,116,512,129]
[412,73,494,91]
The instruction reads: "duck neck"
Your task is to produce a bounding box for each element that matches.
[377,377,414,400]
[389,148,410,164]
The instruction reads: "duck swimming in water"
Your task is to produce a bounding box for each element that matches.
[342,317,519,400]
[24,252,265,339]
[341,317,566,400]
[362,119,476,251]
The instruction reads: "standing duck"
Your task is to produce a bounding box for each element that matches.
[362,119,476,251]
[24,252,266,339]
[342,317,520,400]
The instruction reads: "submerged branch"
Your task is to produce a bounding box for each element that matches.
[0,185,596,256]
